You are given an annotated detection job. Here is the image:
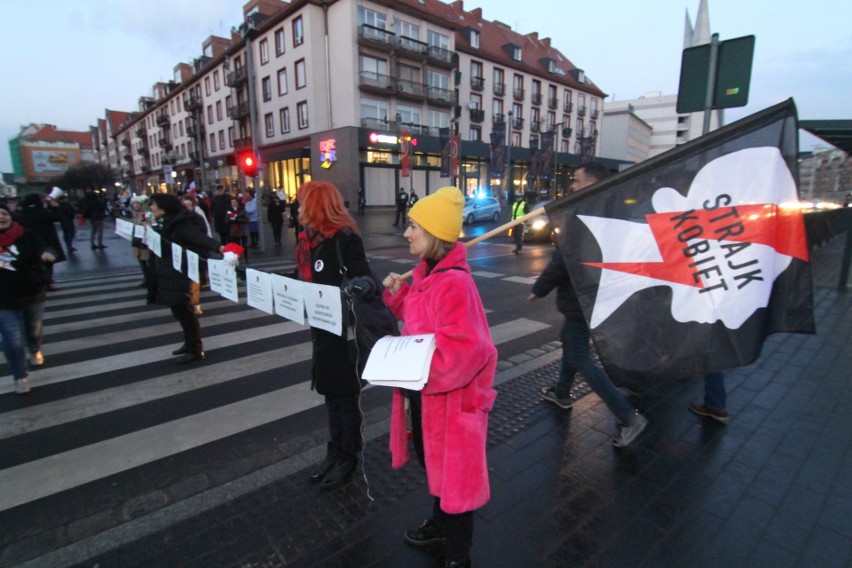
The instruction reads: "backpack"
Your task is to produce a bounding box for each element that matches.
[335,238,400,375]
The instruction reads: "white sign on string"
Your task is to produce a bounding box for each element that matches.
[171,243,183,273]
[246,268,273,314]
[186,250,200,283]
[271,274,306,325]
[302,281,342,336]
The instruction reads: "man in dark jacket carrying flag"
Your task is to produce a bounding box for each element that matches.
[530,162,649,448]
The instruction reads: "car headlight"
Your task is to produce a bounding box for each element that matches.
[531,219,548,231]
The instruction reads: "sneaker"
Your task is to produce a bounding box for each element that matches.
[15,378,31,395]
[613,412,648,448]
[539,386,573,409]
[31,351,44,366]
[688,403,729,424]
[404,519,445,547]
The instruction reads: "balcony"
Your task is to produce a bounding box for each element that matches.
[562,126,573,138]
[141,164,151,173]
[225,66,248,88]
[469,108,485,123]
[493,83,505,97]
[590,109,599,119]
[531,93,542,106]
[563,101,573,113]
[492,113,505,125]
[512,117,525,130]
[227,102,250,120]
[189,150,201,162]
[548,97,559,110]
[470,76,484,92]
[121,139,130,147]
[358,70,395,95]
[156,113,170,127]
[396,78,428,101]
[187,122,204,137]
[123,153,132,162]
[395,35,428,57]
[158,137,173,150]
[357,24,393,50]
[233,137,253,150]
[426,45,456,69]
[161,154,177,165]
[577,105,586,117]
[184,94,203,112]
[426,86,457,107]
[513,88,525,101]
[530,120,541,133]
[135,127,147,139]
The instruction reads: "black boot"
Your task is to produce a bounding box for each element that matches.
[308,454,337,484]
[319,457,357,492]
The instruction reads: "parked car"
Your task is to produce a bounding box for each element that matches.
[524,200,554,242]
[462,197,501,224]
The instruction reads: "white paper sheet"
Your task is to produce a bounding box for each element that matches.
[246,268,274,314]
[363,334,436,391]
[271,274,306,325]
[302,281,343,336]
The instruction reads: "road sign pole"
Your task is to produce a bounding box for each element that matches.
[703,33,720,135]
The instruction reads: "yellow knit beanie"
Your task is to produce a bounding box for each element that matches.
[407,186,464,243]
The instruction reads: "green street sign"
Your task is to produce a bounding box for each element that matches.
[677,35,755,113]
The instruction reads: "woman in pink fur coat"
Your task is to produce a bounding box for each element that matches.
[383,186,497,568]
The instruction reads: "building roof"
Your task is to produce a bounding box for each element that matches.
[800,120,852,155]
[23,124,93,148]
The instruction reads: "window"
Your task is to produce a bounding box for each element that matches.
[265,113,274,137]
[396,20,419,41]
[470,30,480,49]
[397,63,420,84]
[493,67,505,96]
[259,39,269,65]
[280,107,291,133]
[228,126,235,146]
[513,74,524,99]
[492,98,503,118]
[578,93,587,115]
[214,70,220,91]
[591,97,599,117]
[277,68,288,95]
[295,59,306,89]
[275,28,285,56]
[358,6,386,28]
[427,30,448,49]
[511,132,521,146]
[216,101,222,121]
[470,60,483,90]
[292,16,303,46]
[361,98,389,121]
[209,133,216,153]
[547,111,556,129]
[218,130,225,150]
[589,121,597,136]
[204,77,211,96]
[297,101,308,128]
[262,76,272,101]
[470,93,482,110]
[428,110,449,129]
[427,70,449,90]
[512,103,522,119]
[207,105,213,124]
[576,118,584,138]
[512,46,522,61]
[469,126,481,142]
[396,104,421,126]
[225,95,232,112]
[360,55,388,78]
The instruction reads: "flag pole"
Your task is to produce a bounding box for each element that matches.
[395,206,546,280]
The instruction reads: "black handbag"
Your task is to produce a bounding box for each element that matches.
[335,237,399,374]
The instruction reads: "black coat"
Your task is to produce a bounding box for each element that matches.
[15,203,66,263]
[305,229,371,396]
[154,209,220,307]
[531,247,584,319]
[0,229,48,309]
[211,194,232,234]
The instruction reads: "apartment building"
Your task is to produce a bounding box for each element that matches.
[95,0,612,206]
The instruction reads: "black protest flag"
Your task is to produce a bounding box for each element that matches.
[489,122,506,178]
[539,130,555,183]
[545,99,814,384]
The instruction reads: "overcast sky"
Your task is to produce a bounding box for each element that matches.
[2,0,849,173]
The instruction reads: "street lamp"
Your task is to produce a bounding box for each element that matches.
[506,110,513,202]
[550,121,566,198]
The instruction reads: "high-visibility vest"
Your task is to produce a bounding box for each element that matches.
[511,200,526,220]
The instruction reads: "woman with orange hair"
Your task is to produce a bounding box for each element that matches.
[295,181,372,491]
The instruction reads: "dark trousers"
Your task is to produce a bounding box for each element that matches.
[171,303,202,355]
[325,394,362,460]
[409,392,475,564]
[394,208,406,226]
[512,224,524,252]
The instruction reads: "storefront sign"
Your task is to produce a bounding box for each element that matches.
[319,138,337,169]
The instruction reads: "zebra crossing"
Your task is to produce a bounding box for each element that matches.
[0,254,558,517]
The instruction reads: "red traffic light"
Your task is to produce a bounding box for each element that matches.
[239,151,259,177]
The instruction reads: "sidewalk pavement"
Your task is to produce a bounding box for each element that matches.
[38,214,852,568]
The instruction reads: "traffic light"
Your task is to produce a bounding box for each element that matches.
[239,151,259,177]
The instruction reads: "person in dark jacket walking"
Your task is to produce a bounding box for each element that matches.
[81,190,108,249]
[295,181,372,492]
[393,188,409,227]
[0,202,55,394]
[16,193,66,290]
[210,185,232,244]
[528,162,648,448]
[267,194,285,245]
[149,194,223,364]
